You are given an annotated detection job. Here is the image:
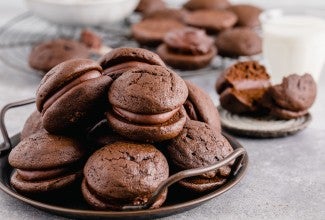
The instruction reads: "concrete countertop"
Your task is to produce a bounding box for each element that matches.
[0,1,324,220]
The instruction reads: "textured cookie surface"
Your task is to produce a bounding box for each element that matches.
[98,47,166,70]
[163,27,215,54]
[228,4,263,27]
[84,142,169,200]
[269,74,317,111]
[215,27,262,57]
[20,110,44,140]
[132,19,185,46]
[41,75,112,134]
[29,39,90,72]
[143,8,188,22]
[109,65,188,114]
[9,132,85,170]
[185,81,221,133]
[167,120,233,176]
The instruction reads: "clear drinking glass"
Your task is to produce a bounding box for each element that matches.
[260,9,325,84]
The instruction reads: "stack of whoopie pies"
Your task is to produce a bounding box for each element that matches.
[9,47,235,210]
[132,0,264,70]
[216,61,317,119]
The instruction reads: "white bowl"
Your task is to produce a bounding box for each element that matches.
[164,0,188,8]
[25,0,140,26]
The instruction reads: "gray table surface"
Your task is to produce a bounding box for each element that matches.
[0,1,325,220]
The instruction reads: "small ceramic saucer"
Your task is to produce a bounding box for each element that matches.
[218,107,312,138]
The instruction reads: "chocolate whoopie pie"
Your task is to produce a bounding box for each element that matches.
[167,120,233,192]
[157,27,217,70]
[82,142,169,210]
[132,19,185,46]
[29,39,90,73]
[228,4,263,28]
[262,74,317,119]
[9,132,86,194]
[183,0,231,11]
[215,27,262,57]
[216,61,270,114]
[20,110,44,140]
[184,9,237,33]
[107,65,188,142]
[36,59,113,134]
[98,47,166,79]
[184,81,221,134]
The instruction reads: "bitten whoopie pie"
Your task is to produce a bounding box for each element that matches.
[215,27,262,57]
[82,142,169,210]
[216,61,271,114]
[36,59,113,134]
[20,110,44,140]
[184,80,221,134]
[228,4,263,28]
[9,132,86,194]
[157,27,217,70]
[184,9,237,33]
[183,0,230,11]
[107,65,188,142]
[98,47,166,79]
[262,74,317,119]
[132,19,185,46]
[167,120,233,192]
[29,38,90,73]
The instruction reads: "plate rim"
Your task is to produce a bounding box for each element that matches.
[218,106,312,138]
[0,133,248,219]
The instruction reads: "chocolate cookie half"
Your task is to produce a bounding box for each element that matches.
[132,19,185,46]
[184,80,221,134]
[184,9,237,33]
[20,110,44,140]
[29,38,90,73]
[215,27,262,57]
[228,4,263,28]
[98,47,166,79]
[262,74,317,119]
[82,142,169,210]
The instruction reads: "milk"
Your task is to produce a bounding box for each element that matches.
[261,10,325,84]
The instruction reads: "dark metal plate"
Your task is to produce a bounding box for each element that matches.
[0,133,248,219]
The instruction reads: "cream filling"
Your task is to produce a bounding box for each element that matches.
[43,70,101,111]
[17,167,68,181]
[113,107,180,125]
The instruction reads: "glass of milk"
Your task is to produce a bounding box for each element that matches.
[260,9,325,84]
